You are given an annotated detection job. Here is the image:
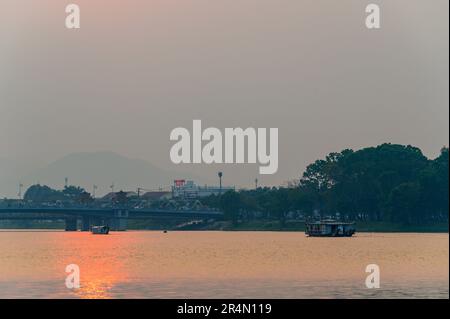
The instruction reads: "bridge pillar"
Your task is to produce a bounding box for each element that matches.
[110,210,128,231]
[81,217,90,231]
[65,218,78,231]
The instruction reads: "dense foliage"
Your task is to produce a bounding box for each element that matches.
[24,185,87,202]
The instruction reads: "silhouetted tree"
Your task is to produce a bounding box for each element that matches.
[220,190,242,225]
[23,185,65,202]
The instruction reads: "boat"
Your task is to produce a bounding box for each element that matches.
[91,226,110,235]
[305,219,355,237]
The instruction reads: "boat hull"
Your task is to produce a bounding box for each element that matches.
[305,221,356,237]
[306,233,355,237]
[91,226,110,235]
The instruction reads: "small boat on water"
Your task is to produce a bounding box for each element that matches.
[305,220,355,237]
[91,226,110,235]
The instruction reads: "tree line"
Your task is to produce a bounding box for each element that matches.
[202,144,449,225]
[23,185,89,202]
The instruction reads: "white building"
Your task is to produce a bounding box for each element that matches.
[171,180,235,199]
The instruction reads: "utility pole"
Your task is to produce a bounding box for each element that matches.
[255,178,258,189]
[18,183,24,200]
[137,187,153,198]
[64,177,68,188]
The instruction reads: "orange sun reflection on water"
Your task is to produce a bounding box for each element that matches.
[57,232,132,299]
[0,231,448,298]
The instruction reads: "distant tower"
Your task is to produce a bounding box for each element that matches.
[255,178,258,189]
[218,172,223,194]
[64,177,69,188]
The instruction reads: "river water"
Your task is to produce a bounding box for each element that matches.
[0,231,448,298]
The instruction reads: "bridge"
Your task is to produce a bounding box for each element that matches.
[0,207,223,231]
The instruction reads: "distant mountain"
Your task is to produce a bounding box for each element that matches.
[1,152,207,198]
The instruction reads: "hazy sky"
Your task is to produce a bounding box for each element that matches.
[0,0,448,189]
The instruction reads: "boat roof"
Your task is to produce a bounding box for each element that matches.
[306,220,355,225]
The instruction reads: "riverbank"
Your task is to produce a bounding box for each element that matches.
[0,220,448,233]
[185,220,449,233]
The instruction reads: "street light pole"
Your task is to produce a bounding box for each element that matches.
[218,172,223,194]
